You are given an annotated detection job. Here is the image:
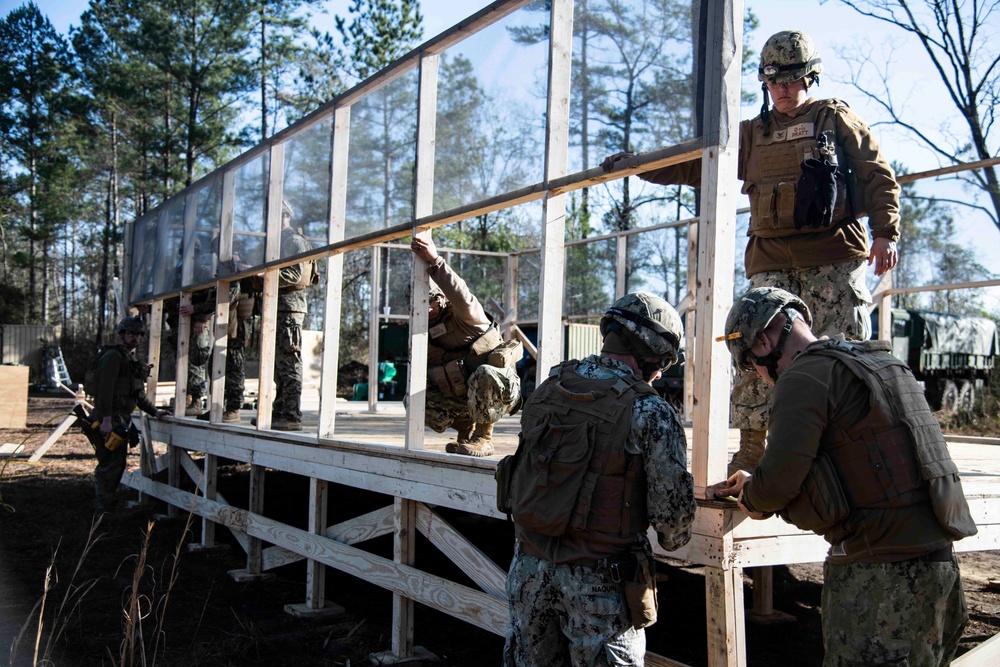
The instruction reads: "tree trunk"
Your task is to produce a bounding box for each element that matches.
[261,5,269,141]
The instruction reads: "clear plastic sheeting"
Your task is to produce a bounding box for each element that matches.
[151,199,186,297]
[232,152,270,269]
[193,179,223,284]
[345,71,418,238]
[128,213,158,303]
[433,8,548,213]
[283,118,333,254]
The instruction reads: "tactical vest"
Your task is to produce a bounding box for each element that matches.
[745,100,855,238]
[427,311,507,398]
[805,338,977,538]
[512,361,656,556]
[85,346,149,416]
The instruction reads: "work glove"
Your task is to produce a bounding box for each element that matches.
[794,158,838,229]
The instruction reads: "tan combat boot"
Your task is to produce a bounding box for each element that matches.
[445,416,476,453]
[455,422,494,457]
[727,428,766,477]
[185,394,203,416]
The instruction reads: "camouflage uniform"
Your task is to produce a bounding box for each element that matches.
[632,31,899,472]
[422,254,521,450]
[273,225,312,424]
[188,325,212,401]
[225,282,251,415]
[504,354,695,666]
[730,290,973,665]
[424,364,520,433]
[504,543,645,667]
[822,557,967,666]
[731,261,871,430]
[165,290,215,408]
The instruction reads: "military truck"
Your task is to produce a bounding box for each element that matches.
[876,308,999,412]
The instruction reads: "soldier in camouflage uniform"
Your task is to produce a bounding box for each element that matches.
[268,200,313,431]
[165,289,214,416]
[504,292,696,666]
[713,288,975,667]
[411,236,522,457]
[602,29,900,475]
[91,317,169,513]
[222,277,253,424]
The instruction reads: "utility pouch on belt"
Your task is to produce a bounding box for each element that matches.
[429,366,452,396]
[429,359,468,398]
[104,424,128,452]
[623,551,658,630]
[444,359,468,397]
[487,339,523,369]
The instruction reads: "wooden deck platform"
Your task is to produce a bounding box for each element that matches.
[125,407,1000,667]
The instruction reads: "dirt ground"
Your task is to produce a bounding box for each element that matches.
[1,396,998,666]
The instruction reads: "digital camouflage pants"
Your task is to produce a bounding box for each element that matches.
[188,326,212,400]
[503,545,645,667]
[822,554,967,666]
[424,364,521,433]
[273,312,304,421]
[225,317,246,412]
[731,260,872,430]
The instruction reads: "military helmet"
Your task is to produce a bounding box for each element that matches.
[600,292,683,365]
[115,316,146,336]
[758,30,823,85]
[721,287,811,370]
[428,280,447,305]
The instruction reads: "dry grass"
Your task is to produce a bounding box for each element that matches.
[10,510,196,667]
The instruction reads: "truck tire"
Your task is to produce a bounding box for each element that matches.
[958,380,975,412]
[940,380,960,413]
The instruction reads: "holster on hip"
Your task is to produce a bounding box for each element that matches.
[623,550,658,630]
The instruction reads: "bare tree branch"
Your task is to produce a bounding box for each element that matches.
[829,0,1000,233]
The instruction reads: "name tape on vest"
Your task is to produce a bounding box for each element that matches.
[772,122,815,143]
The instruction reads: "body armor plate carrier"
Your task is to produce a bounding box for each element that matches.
[806,339,977,539]
[509,361,657,552]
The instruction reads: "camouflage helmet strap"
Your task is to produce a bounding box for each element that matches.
[747,307,801,381]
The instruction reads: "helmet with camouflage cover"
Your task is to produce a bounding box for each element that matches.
[600,292,683,367]
[115,316,146,336]
[758,30,823,85]
[721,287,811,372]
[428,280,447,306]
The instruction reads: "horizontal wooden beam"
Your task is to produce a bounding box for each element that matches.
[897,156,1000,184]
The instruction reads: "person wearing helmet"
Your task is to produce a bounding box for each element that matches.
[712,288,974,666]
[410,236,522,456]
[91,316,170,514]
[503,292,695,666]
[601,29,900,475]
